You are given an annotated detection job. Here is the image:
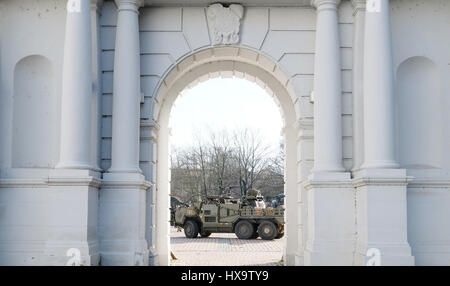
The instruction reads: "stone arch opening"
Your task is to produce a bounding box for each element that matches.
[168,77,285,265]
[151,47,301,266]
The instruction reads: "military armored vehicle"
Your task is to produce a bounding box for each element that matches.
[172,189,285,240]
[271,193,285,208]
[170,196,188,227]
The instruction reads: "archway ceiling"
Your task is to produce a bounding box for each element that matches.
[144,0,312,7]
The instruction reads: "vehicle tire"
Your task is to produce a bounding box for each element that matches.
[184,220,199,238]
[234,220,254,239]
[258,221,277,240]
[200,231,212,238]
[275,231,284,239]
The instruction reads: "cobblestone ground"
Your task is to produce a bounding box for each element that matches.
[170,227,284,266]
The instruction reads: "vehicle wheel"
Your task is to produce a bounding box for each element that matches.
[200,231,212,238]
[235,220,254,239]
[184,220,199,238]
[275,231,284,239]
[258,221,277,240]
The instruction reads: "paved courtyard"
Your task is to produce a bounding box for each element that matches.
[170,227,284,266]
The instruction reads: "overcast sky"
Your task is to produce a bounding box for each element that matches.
[169,77,283,153]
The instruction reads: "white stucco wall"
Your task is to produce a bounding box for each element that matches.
[0,0,67,265]
[390,0,450,266]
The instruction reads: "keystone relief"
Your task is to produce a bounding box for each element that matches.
[206,3,244,45]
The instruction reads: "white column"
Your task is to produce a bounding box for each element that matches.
[312,0,344,173]
[304,0,355,266]
[99,0,150,266]
[108,0,143,174]
[354,0,414,266]
[351,0,366,171]
[44,0,101,266]
[361,0,397,169]
[57,0,93,169]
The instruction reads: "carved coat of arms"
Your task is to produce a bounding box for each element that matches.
[206,3,244,45]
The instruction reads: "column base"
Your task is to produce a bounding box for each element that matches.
[294,250,304,266]
[43,240,100,266]
[43,169,101,266]
[99,172,151,266]
[98,240,149,266]
[303,172,355,266]
[55,161,94,170]
[284,252,296,266]
[0,242,46,266]
[146,185,157,265]
[360,160,399,170]
[149,247,158,266]
[283,220,298,266]
[157,239,171,266]
[408,242,450,266]
[353,168,415,266]
[354,243,415,266]
[305,244,355,266]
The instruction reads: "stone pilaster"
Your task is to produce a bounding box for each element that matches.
[304,0,355,266]
[142,119,159,266]
[44,0,101,266]
[283,122,300,266]
[99,0,151,266]
[355,0,414,266]
[351,0,366,172]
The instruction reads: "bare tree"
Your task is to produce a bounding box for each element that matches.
[231,128,271,195]
[209,130,233,194]
[254,141,285,201]
[170,127,283,201]
[171,147,203,203]
[193,139,210,198]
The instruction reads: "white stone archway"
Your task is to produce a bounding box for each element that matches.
[151,46,301,266]
[5,0,450,267]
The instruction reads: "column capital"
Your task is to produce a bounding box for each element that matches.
[115,0,144,12]
[311,0,341,11]
[351,0,366,14]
